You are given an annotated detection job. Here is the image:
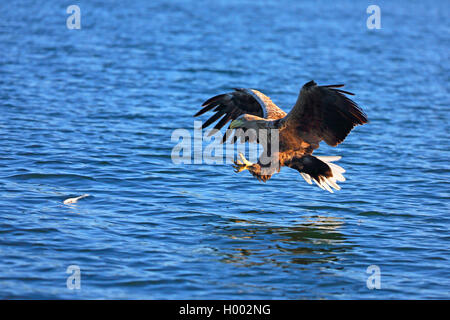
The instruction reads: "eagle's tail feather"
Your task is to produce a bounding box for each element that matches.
[299,155,346,193]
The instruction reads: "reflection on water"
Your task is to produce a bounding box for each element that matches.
[215,215,347,267]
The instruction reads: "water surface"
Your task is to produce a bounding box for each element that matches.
[0,0,449,299]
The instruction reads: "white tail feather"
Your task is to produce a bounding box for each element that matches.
[328,162,346,174]
[308,156,346,193]
[325,177,341,190]
[316,156,341,162]
[300,172,312,185]
[313,179,325,190]
[321,180,333,193]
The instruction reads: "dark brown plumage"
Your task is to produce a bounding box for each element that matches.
[194,80,368,192]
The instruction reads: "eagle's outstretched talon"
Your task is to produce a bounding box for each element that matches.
[238,152,253,166]
[232,162,247,173]
[232,153,254,173]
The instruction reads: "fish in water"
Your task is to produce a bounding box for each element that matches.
[63,194,90,205]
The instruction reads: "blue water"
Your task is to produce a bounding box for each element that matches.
[0,0,449,299]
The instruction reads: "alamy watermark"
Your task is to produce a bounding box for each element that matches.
[366,5,381,29]
[66,5,81,30]
[65,5,379,31]
[366,265,381,289]
[66,265,81,290]
[171,121,280,173]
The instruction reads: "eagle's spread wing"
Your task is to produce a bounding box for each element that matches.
[194,88,286,142]
[283,81,368,147]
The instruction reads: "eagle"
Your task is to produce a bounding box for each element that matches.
[194,80,368,192]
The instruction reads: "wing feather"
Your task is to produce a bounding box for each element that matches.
[283,81,368,147]
[195,88,286,143]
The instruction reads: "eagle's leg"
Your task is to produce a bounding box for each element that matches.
[232,152,255,173]
[232,153,274,182]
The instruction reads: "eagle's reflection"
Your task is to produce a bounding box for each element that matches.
[214,215,347,267]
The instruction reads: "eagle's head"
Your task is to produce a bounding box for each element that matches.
[229,114,269,130]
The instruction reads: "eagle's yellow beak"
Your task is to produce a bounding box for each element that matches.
[230,119,244,129]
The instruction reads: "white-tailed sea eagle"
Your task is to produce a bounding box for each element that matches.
[194,80,368,192]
